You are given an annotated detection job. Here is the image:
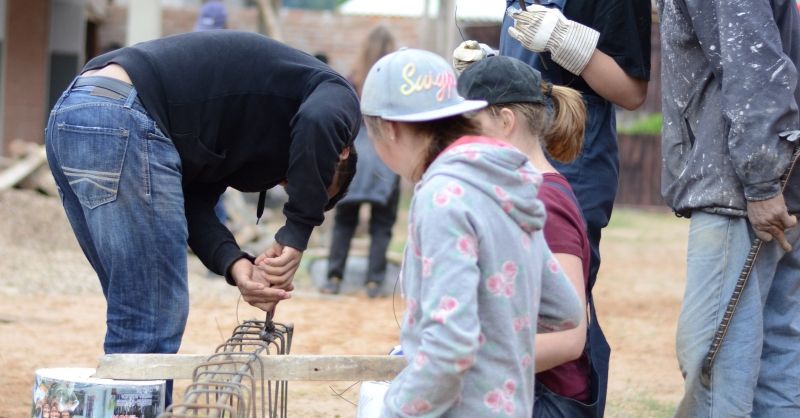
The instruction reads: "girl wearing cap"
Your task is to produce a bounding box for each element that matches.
[458,56,593,417]
[360,48,582,417]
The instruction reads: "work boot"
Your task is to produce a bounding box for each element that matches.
[366,281,381,299]
[321,276,342,295]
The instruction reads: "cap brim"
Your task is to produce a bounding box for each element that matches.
[382,99,488,122]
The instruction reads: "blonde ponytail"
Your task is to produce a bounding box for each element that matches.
[542,83,586,163]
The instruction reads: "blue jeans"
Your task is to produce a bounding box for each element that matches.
[675,212,800,418]
[533,381,595,418]
[45,76,189,406]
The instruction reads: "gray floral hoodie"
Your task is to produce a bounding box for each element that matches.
[381,136,582,417]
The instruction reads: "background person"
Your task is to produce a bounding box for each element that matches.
[194,1,227,31]
[321,25,400,298]
[659,0,800,416]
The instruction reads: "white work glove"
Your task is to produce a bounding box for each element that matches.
[507,5,599,76]
[452,40,496,75]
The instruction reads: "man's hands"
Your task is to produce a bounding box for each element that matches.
[255,241,303,290]
[747,194,798,252]
[228,242,303,313]
[507,5,599,75]
[229,257,290,313]
[452,40,495,75]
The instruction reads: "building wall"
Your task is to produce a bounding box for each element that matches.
[3,0,49,149]
[96,5,424,78]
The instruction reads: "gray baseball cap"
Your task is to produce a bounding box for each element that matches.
[361,48,487,122]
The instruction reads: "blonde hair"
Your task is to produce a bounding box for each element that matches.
[351,26,396,97]
[487,83,586,163]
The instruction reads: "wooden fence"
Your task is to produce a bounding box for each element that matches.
[616,134,665,208]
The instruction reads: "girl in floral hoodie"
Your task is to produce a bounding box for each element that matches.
[359,48,582,417]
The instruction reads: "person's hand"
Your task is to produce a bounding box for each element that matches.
[229,257,291,312]
[452,40,495,75]
[747,194,797,252]
[255,241,303,290]
[507,4,599,75]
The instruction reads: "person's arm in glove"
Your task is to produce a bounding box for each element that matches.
[508,5,647,110]
[452,40,496,75]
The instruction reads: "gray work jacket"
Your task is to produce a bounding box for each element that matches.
[659,0,800,217]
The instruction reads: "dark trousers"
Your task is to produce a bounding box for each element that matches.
[327,187,400,284]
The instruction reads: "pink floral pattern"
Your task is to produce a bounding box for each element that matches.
[433,181,466,207]
[408,222,421,258]
[455,355,475,372]
[434,191,451,207]
[547,257,560,274]
[445,182,465,197]
[520,353,532,369]
[421,257,433,278]
[406,299,418,327]
[414,352,429,369]
[520,233,531,250]
[494,185,514,213]
[493,185,509,200]
[451,145,485,161]
[457,235,478,259]
[484,389,503,412]
[518,166,543,186]
[431,296,459,324]
[502,261,518,278]
[401,398,433,415]
[486,260,518,298]
[513,315,531,333]
[483,380,517,416]
[487,274,504,295]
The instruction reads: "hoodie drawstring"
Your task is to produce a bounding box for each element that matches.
[256,190,266,224]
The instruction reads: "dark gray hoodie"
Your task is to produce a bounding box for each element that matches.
[659,0,800,216]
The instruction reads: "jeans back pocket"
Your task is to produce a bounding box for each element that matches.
[56,123,129,209]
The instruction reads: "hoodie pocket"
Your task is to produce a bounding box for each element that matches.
[169,132,226,182]
[56,123,129,209]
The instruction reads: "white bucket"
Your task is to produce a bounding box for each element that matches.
[357,380,391,418]
[31,368,165,418]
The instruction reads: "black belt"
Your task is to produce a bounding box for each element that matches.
[73,75,133,100]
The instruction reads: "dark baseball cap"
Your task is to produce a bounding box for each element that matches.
[457,56,547,106]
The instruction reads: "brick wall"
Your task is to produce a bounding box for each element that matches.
[2,0,50,149]
[96,5,426,78]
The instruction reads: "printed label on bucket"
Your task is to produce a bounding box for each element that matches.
[31,368,165,418]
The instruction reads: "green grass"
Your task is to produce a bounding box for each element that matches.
[619,113,663,136]
[607,393,676,418]
[607,207,678,229]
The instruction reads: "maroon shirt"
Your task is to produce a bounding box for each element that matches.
[536,173,592,402]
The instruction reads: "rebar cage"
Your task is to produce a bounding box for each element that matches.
[160,314,294,418]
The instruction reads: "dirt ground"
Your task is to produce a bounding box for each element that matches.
[0,188,688,418]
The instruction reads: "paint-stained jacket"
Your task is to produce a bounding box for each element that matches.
[659,0,800,217]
